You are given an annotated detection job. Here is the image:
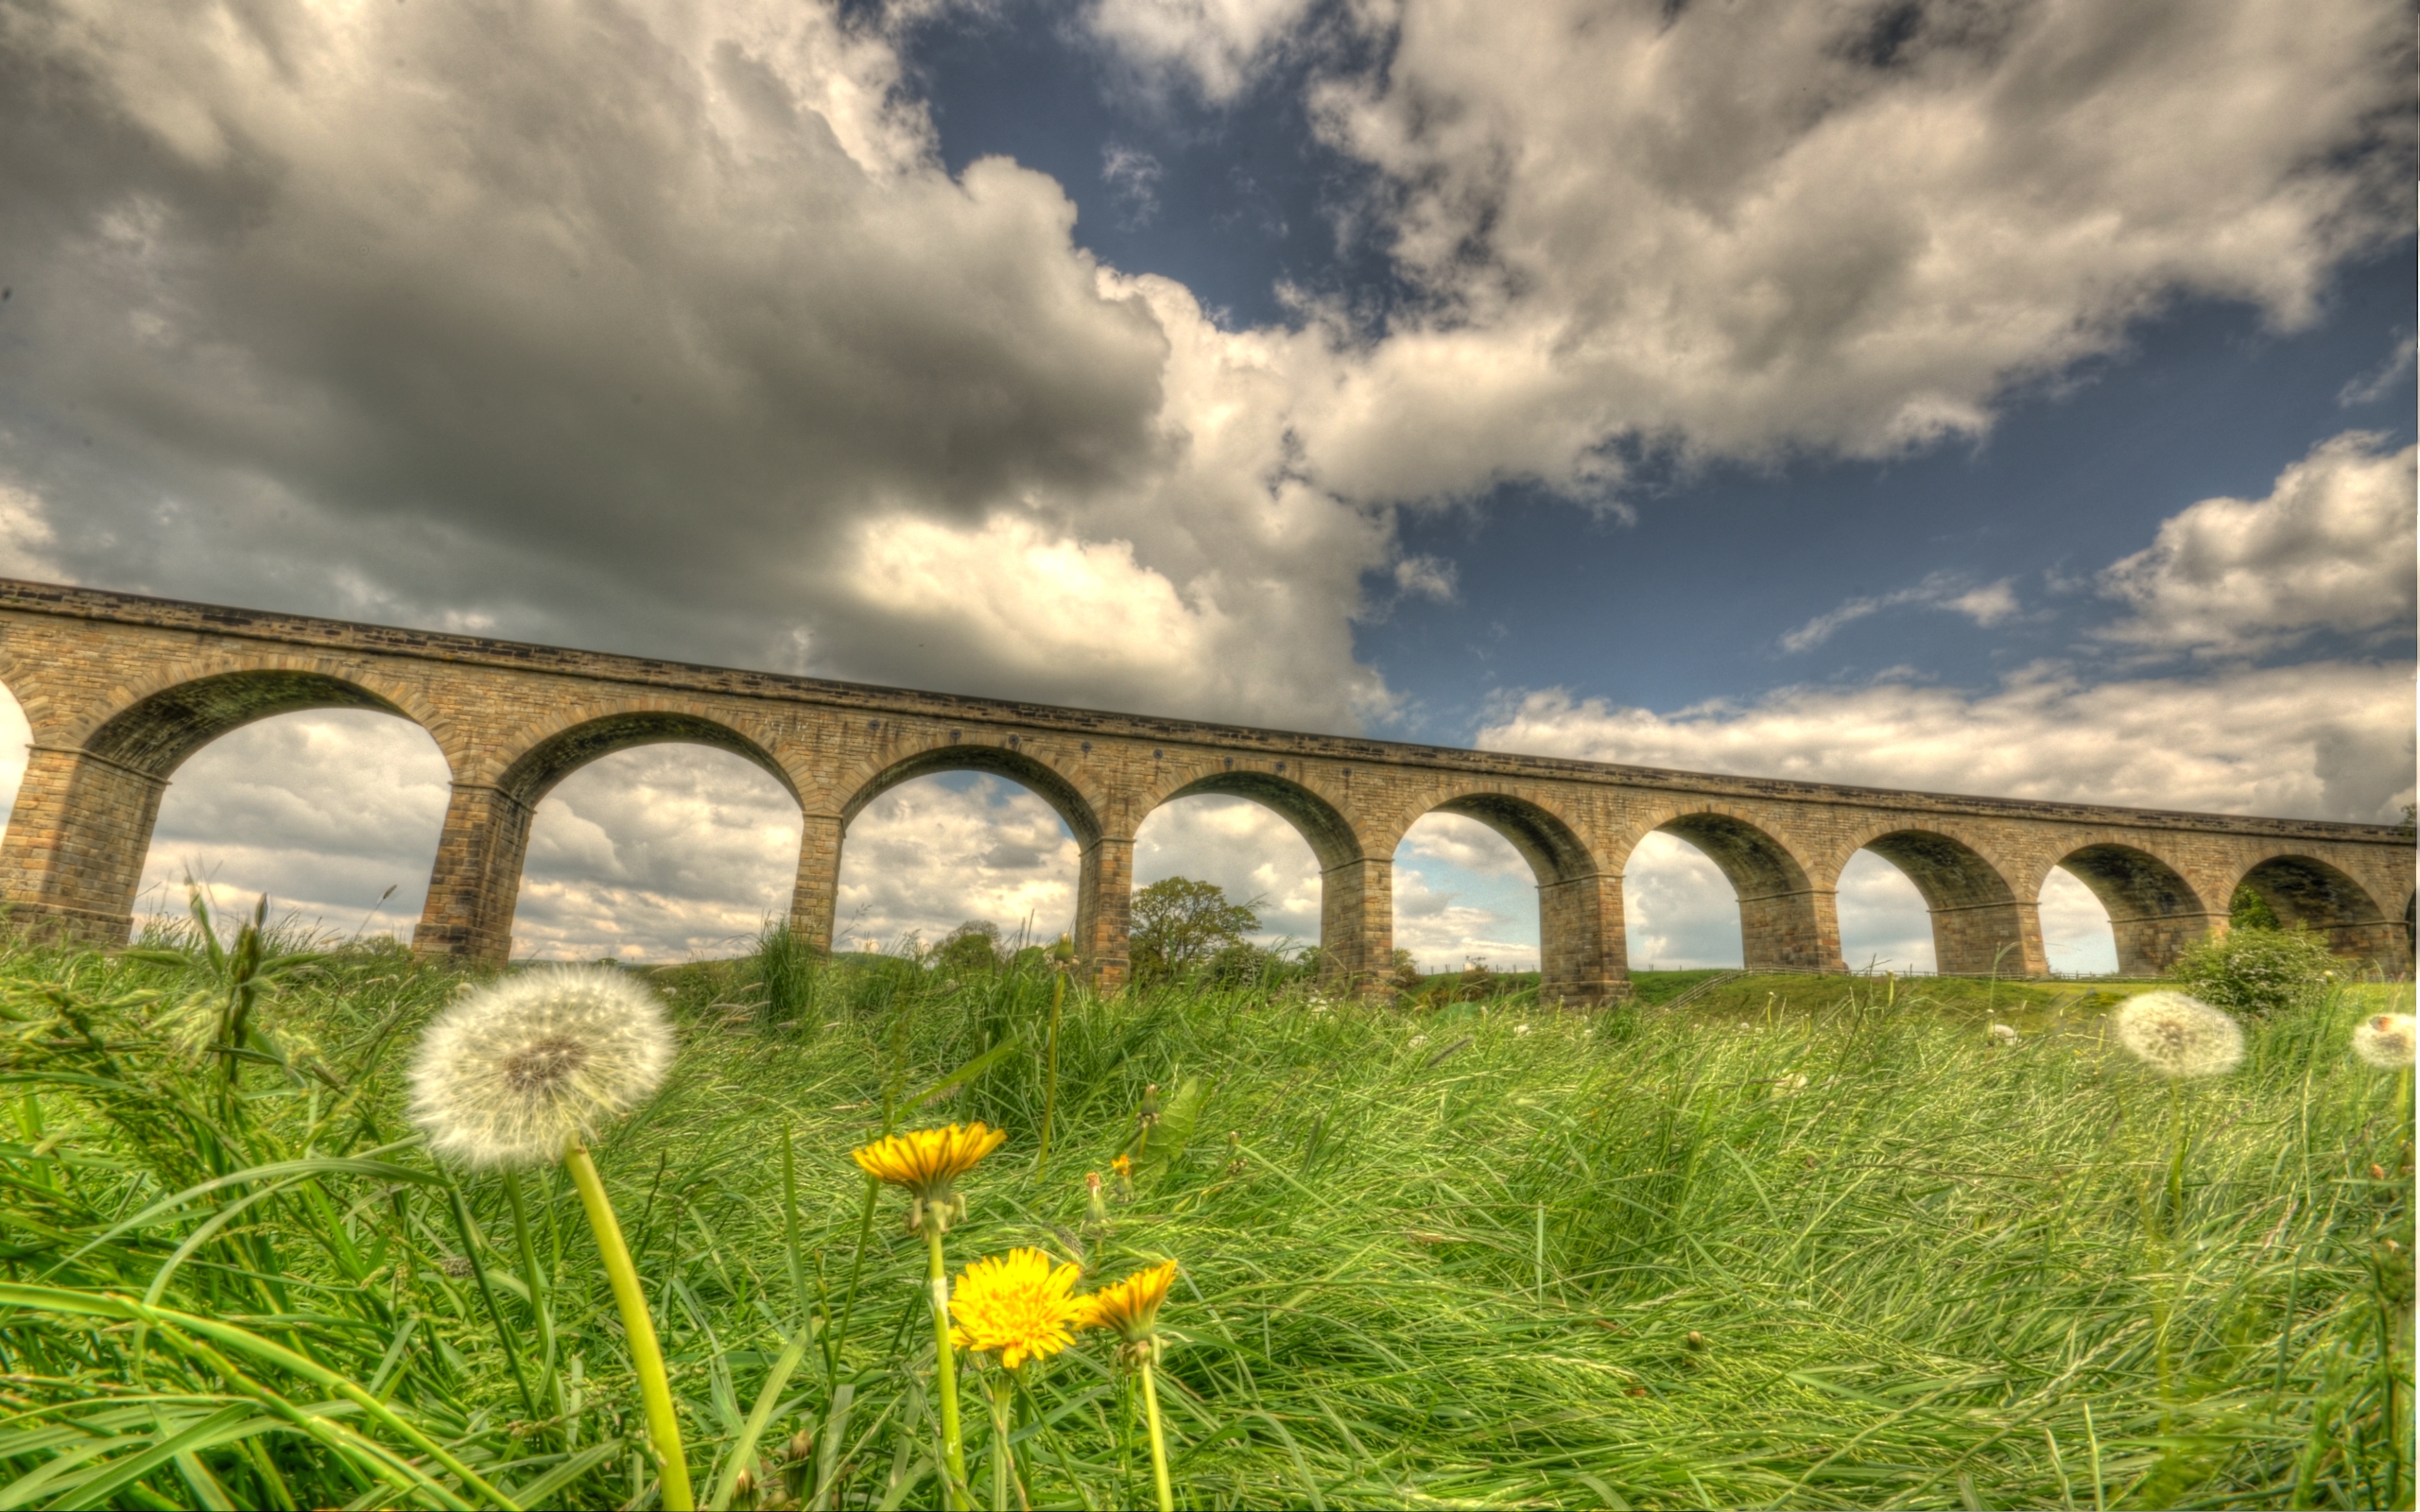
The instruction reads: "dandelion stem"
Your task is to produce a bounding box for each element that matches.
[565,1142,693,1511]
[1137,1346,1176,1512]
[988,1370,1015,1512]
[925,1219,971,1511]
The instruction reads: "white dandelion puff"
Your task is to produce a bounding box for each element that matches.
[409,967,676,1168]
[2351,1013,2416,1070]
[1987,1022,2020,1045]
[2112,990,2243,1079]
[1514,1022,1532,1036]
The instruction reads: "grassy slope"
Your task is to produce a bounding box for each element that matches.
[0,941,2411,1510]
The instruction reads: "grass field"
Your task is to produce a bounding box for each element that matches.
[0,927,2409,1509]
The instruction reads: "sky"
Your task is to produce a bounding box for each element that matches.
[0,0,2411,972]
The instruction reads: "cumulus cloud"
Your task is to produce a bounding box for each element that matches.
[131,712,451,941]
[514,747,806,961]
[0,0,1393,730]
[2098,431,2416,657]
[1781,572,2020,652]
[0,485,60,581]
[1084,0,1321,102]
[1134,794,1323,944]
[833,776,1080,953]
[1278,0,2412,501]
[4,0,2408,741]
[1480,659,2416,823]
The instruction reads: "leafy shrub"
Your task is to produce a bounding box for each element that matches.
[2172,923,2337,1020]
[2229,884,2282,931]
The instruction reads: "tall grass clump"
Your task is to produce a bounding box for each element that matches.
[0,920,2408,1509]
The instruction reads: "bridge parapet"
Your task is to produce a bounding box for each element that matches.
[0,578,2407,998]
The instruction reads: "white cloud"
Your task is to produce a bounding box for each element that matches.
[1621,830,1742,970]
[4,0,2406,743]
[1398,812,1529,881]
[1781,571,2020,652]
[1837,850,1936,974]
[1390,865,1533,972]
[1101,144,1164,226]
[514,746,804,961]
[0,484,61,581]
[1084,0,1321,102]
[1945,579,2019,627]
[833,775,1080,953]
[1392,555,1458,604]
[1281,0,2412,502]
[1480,659,2416,824]
[1391,814,1535,972]
[2339,334,2415,407]
[2099,431,2416,657]
[3,0,2411,971]
[1133,794,1322,945]
[131,712,451,941]
[2040,866,2118,975]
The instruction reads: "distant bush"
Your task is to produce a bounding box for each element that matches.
[2172,923,2337,1021]
[2229,884,2281,931]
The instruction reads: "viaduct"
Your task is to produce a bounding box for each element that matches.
[0,579,2408,1000]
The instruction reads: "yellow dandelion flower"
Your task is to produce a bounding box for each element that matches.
[949,1248,1089,1370]
[852,1122,1007,1232]
[1111,1153,1132,1177]
[1081,1259,1179,1344]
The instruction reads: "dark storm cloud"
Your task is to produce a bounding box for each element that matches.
[0,0,1172,672]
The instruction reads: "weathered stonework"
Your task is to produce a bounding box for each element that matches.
[0,578,2409,1001]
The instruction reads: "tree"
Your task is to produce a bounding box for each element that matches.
[931,920,1003,975]
[1130,878,1260,985]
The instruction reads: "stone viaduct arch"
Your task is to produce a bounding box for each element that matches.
[0,580,2408,1000]
[417,701,800,960]
[1377,782,1616,1004]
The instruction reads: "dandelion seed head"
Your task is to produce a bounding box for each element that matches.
[1513,1022,1532,1036]
[408,966,676,1168]
[2111,990,2243,1079]
[2352,1012,2416,1069]
[949,1247,1089,1369]
[1988,1022,2019,1045]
